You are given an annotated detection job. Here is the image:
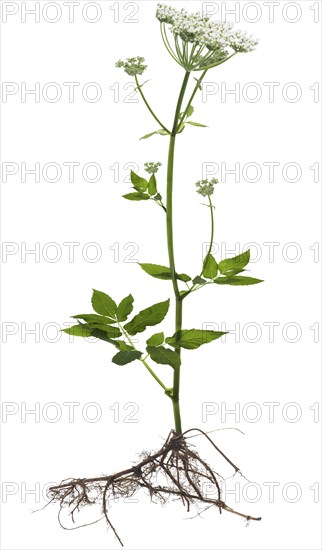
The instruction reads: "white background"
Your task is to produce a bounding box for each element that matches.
[1,1,321,549]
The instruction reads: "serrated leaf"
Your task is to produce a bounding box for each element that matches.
[140,131,157,140]
[130,171,148,192]
[146,332,164,347]
[89,325,122,338]
[148,174,157,196]
[90,328,121,347]
[139,263,191,282]
[223,268,246,276]
[72,313,117,325]
[124,299,170,336]
[92,290,117,318]
[192,276,207,285]
[218,250,250,275]
[166,329,227,350]
[114,340,134,351]
[202,254,218,279]
[123,192,150,201]
[112,350,142,366]
[214,276,263,286]
[117,294,134,322]
[62,325,92,337]
[147,345,181,369]
[187,121,208,127]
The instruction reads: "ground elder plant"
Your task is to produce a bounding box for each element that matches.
[48,4,262,546]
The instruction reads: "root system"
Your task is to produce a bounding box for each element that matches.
[48,428,261,546]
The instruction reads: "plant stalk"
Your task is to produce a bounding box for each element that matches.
[166,70,190,434]
[134,75,170,134]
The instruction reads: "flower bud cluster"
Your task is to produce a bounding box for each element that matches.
[144,162,162,174]
[115,57,147,76]
[195,178,219,197]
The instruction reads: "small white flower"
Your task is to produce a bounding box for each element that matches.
[195,178,218,197]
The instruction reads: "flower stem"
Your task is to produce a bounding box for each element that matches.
[166,70,191,434]
[181,195,215,300]
[134,75,170,134]
[177,69,208,129]
[202,195,215,275]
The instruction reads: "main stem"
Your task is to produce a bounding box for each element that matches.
[166,71,190,434]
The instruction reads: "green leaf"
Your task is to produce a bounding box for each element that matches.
[166,329,227,350]
[186,105,194,117]
[124,299,170,336]
[139,263,191,282]
[112,350,142,366]
[148,174,157,196]
[214,276,263,286]
[147,345,181,369]
[90,328,121,346]
[222,268,246,276]
[114,340,134,351]
[140,131,157,140]
[72,313,117,324]
[130,171,148,192]
[192,276,207,285]
[62,325,92,337]
[123,192,150,201]
[157,129,170,136]
[218,250,250,275]
[153,193,162,201]
[89,325,121,338]
[202,254,218,279]
[187,121,208,127]
[92,290,117,318]
[117,294,134,322]
[177,123,185,134]
[146,332,164,347]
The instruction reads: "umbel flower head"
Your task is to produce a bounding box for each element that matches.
[115,57,147,76]
[195,178,219,197]
[156,3,258,71]
[144,161,162,174]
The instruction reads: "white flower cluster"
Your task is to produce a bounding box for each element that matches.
[144,161,162,174]
[156,3,178,24]
[195,178,218,197]
[229,30,258,53]
[156,3,258,70]
[115,57,147,76]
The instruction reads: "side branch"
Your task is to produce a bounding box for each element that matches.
[134,75,170,134]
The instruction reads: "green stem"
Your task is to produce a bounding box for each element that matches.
[134,75,170,134]
[117,322,168,393]
[166,70,191,434]
[177,69,208,129]
[181,195,215,300]
[202,195,215,275]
